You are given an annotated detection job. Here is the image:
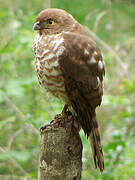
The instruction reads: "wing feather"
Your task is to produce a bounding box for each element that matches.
[58,32,105,133]
[59,32,105,171]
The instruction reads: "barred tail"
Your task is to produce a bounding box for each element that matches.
[89,116,104,172]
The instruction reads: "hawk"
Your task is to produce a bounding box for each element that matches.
[33,8,105,172]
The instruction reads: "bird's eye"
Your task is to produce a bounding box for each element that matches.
[47,19,55,25]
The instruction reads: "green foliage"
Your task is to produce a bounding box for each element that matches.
[0,0,135,179]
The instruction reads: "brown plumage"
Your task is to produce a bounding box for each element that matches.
[33,8,105,172]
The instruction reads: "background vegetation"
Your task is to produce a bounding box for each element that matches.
[0,0,135,179]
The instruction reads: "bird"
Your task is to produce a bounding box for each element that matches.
[33,8,105,172]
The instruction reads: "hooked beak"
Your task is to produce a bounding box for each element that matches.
[33,22,43,30]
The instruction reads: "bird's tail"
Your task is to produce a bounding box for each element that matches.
[89,116,104,172]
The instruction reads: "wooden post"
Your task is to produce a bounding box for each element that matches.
[38,114,82,180]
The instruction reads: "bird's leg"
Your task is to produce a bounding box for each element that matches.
[62,104,73,116]
[51,104,69,123]
[54,104,73,119]
[40,104,71,132]
[62,104,69,114]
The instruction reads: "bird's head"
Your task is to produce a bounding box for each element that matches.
[33,8,76,35]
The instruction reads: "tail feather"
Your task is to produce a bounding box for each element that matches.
[66,89,104,172]
[89,116,104,172]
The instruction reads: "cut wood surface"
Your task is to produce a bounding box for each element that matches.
[38,114,82,180]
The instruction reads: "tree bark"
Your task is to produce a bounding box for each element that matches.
[38,114,82,180]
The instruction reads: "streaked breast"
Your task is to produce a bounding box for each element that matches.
[33,33,68,102]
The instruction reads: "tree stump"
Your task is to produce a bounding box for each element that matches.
[38,113,82,180]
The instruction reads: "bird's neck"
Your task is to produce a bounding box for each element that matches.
[70,22,90,37]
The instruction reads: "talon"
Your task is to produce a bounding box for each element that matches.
[40,123,52,132]
[50,120,54,124]
[40,124,46,132]
[40,119,60,132]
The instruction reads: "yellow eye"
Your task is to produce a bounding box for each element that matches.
[48,19,55,25]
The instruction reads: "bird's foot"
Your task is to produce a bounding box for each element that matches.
[40,119,60,132]
[40,104,72,132]
[54,104,72,121]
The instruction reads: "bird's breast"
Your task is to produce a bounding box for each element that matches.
[33,33,68,102]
